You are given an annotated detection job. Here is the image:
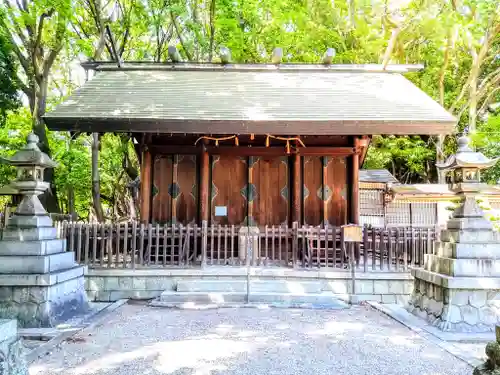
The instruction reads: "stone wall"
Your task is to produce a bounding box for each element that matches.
[0,276,88,327]
[407,278,500,332]
[84,269,414,304]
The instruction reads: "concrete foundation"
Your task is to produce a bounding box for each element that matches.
[84,268,414,305]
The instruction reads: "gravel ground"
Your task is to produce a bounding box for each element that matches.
[29,303,473,375]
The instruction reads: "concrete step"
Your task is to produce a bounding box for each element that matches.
[176,280,246,292]
[156,290,348,309]
[176,279,323,293]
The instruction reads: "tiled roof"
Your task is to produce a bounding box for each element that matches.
[44,64,456,135]
[359,169,399,183]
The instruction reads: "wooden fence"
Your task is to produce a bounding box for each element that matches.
[55,221,435,272]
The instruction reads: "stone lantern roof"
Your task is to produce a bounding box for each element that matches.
[0,133,57,168]
[436,135,499,171]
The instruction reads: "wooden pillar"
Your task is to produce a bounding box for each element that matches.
[139,147,152,223]
[322,156,328,225]
[292,152,302,225]
[350,144,360,225]
[199,146,210,224]
[247,156,254,225]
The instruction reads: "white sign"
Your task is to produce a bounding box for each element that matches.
[215,206,228,216]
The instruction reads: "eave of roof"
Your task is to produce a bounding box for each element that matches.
[44,63,457,135]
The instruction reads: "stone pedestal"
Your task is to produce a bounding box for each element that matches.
[0,222,89,327]
[238,227,260,264]
[0,320,27,375]
[408,218,500,333]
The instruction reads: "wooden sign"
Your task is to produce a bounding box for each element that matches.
[342,224,362,242]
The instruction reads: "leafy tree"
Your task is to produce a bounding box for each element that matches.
[0,31,20,125]
[0,0,74,212]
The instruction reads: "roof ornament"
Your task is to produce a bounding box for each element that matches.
[219,47,231,64]
[168,46,182,63]
[271,47,283,65]
[436,135,499,222]
[323,48,336,65]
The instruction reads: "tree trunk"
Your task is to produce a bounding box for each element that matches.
[68,186,76,221]
[436,135,446,183]
[32,78,60,213]
[469,75,478,133]
[92,132,105,222]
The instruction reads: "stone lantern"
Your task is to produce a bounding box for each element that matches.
[436,135,499,228]
[408,135,500,333]
[0,133,89,328]
[0,133,57,228]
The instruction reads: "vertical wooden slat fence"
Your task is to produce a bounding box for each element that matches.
[55,221,435,271]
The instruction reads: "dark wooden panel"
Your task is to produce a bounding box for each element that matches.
[326,157,348,226]
[175,155,197,224]
[211,155,247,225]
[152,156,173,222]
[303,156,323,226]
[252,157,288,226]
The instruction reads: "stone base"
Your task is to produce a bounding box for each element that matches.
[0,272,89,327]
[0,320,27,375]
[238,227,260,263]
[7,214,53,229]
[407,277,500,333]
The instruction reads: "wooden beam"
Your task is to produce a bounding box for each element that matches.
[208,146,355,156]
[199,146,210,224]
[149,145,200,154]
[297,147,356,156]
[139,147,152,223]
[292,152,302,225]
[359,136,371,166]
[350,139,360,225]
[147,145,356,157]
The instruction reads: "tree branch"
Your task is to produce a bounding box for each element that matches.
[34,10,54,56]
[479,87,500,115]
[170,11,192,61]
[208,0,216,62]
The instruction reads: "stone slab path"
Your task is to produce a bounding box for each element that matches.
[29,303,473,375]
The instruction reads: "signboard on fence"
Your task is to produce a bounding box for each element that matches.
[341,224,362,242]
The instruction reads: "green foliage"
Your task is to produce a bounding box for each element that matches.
[365,136,435,183]
[0,31,19,125]
[0,0,498,218]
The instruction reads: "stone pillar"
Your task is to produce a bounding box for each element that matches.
[238,227,260,264]
[0,134,89,327]
[0,320,27,375]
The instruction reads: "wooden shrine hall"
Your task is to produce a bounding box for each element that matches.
[44,58,456,228]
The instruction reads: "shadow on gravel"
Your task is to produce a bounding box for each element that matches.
[29,305,471,375]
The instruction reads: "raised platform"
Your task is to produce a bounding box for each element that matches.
[86,267,414,306]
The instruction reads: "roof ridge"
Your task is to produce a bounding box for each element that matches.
[81,61,424,74]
